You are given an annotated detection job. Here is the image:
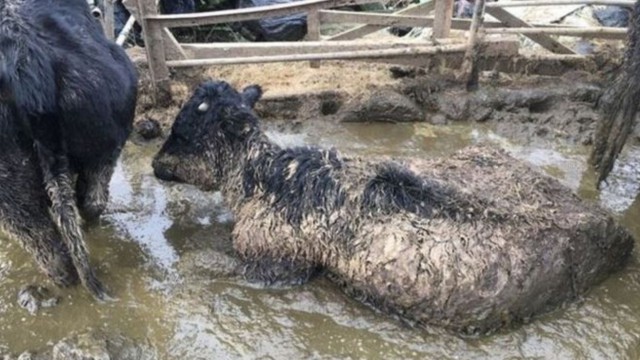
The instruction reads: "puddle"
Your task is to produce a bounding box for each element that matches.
[1,121,640,359]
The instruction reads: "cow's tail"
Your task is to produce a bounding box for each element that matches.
[35,141,111,301]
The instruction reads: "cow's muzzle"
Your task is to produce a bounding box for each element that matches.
[152,155,180,182]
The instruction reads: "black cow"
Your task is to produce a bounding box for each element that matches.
[0,0,138,300]
[152,80,634,334]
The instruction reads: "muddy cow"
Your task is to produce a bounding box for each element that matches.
[153,80,633,334]
[0,0,137,299]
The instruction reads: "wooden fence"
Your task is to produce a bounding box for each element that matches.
[102,0,636,101]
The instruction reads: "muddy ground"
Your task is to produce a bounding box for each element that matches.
[129,46,639,150]
[5,46,640,359]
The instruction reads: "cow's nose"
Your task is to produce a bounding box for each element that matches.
[152,156,178,181]
[153,164,178,182]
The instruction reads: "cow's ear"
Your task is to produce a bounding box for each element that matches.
[241,85,262,108]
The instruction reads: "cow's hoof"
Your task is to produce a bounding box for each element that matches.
[79,201,106,222]
[82,275,113,302]
[43,256,79,288]
[18,285,60,315]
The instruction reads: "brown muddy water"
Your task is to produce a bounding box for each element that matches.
[2,120,640,359]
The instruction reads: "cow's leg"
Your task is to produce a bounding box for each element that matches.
[2,220,79,288]
[0,157,78,287]
[35,142,109,300]
[239,256,321,287]
[233,213,321,287]
[76,150,120,221]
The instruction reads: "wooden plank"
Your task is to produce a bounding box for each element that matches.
[145,0,380,28]
[162,28,188,60]
[321,10,592,30]
[122,0,139,18]
[166,44,470,67]
[459,0,486,91]
[484,26,627,39]
[433,0,454,38]
[329,25,390,40]
[103,0,115,40]
[168,38,518,67]
[486,7,576,54]
[182,36,515,56]
[182,40,460,58]
[327,0,436,41]
[116,15,137,45]
[137,0,172,103]
[487,0,634,7]
[320,11,434,27]
[307,9,321,68]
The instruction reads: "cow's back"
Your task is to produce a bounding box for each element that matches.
[24,0,137,162]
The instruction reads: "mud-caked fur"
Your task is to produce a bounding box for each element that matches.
[0,0,138,299]
[153,80,502,329]
[154,80,634,334]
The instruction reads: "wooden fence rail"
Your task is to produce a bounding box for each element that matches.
[144,0,380,28]
[166,44,471,67]
[118,0,631,101]
[485,26,627,39]
[486,0,634,7]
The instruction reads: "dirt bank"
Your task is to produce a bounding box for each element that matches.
[129,47,402,131]
[128,46,636,148]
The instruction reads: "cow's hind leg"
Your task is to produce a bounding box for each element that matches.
[233,219,321,287]
[239,256,321,287]
[0,163,78,287]
[1,214,79,287]
[35,142,109,300]
[76,151,120,221]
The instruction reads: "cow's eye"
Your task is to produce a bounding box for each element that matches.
[197,102,209,112]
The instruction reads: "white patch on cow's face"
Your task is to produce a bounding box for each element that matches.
[198,102,210,112]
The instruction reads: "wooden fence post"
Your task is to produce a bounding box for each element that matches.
[459,0,486,91]
[137,0,172,105]
[307,8,321,68]
[432,0,454,38]
[103,0,115,40]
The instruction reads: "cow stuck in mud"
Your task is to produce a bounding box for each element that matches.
[0,0,137,299]
[153,80,633,334]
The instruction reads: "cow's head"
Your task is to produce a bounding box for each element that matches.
[153,80,262,190]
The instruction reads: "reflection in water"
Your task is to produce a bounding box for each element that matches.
[108,160,179,271]
[599,148,640,213]
[1,122,640,359]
